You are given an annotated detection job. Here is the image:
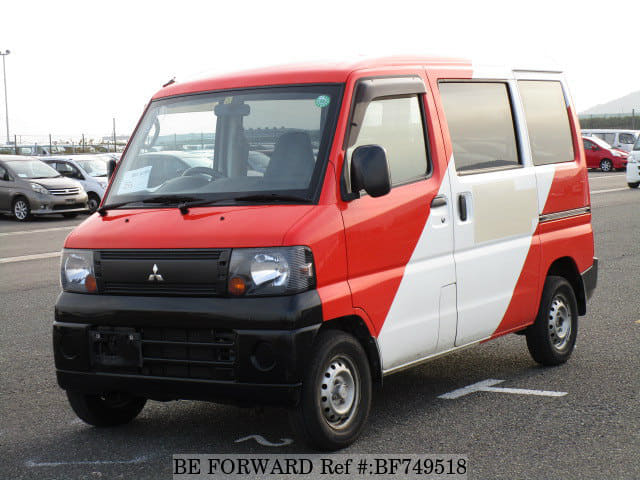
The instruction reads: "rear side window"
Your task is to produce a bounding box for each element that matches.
[439,82,520,173]
[518,81,575,166]
[619,133,636,144]
[349,95,428,186]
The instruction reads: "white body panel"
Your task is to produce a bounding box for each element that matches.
[378,167,456,371]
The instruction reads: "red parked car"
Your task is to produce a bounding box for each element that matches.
[582,135,629,172]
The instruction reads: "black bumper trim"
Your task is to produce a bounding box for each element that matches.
[56,370,301,406]
[582,257,598,301]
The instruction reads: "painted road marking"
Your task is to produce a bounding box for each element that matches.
[591,187,629,195]
[26,456,148,467]
[0,226,75,237]
[235,434,293,447]
[438,379,567,399]
[588,173,626,179]
[0,252,61,264]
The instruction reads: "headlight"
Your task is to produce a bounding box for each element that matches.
[60,249,97,293]
[30,182,48,195]
[611,150,625,158]
[228,246,315,296]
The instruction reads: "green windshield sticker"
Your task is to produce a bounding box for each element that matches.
[315,95,331,108]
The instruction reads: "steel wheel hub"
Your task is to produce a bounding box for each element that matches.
[548,294,571,351]
[319,356,358,429]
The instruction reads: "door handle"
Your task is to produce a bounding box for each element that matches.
[431,194,447,208]
[458,194,468,221]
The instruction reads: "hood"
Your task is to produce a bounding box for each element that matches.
[65,204,314,249]
[31,176,82,189]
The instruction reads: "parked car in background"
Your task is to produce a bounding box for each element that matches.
[43,155,110,213]
[582,129,640,153]
[626,135,640,188]
[0,155,88,221]
[582,136,629,171]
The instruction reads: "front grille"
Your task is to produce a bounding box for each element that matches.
[48,187,80,196]
[96,249,230,297]
[140,327,236,381]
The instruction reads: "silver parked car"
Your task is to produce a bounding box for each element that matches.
[0,155,89,221]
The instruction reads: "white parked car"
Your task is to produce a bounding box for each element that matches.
[626,136,640,188]
[43,156,110,212]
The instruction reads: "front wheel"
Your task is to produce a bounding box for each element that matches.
[526,276,578,366]
[628,182,639,189]
[289,330,372,451]
[12,197,31,221]
[599,159,613,172]
[87,193,101,213]
[66,391,147,427]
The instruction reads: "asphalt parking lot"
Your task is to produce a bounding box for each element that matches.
[1,171,639,480]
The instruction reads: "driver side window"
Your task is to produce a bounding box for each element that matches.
[0,165,9,181]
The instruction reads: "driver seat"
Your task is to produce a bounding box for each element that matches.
[265,131,315,184]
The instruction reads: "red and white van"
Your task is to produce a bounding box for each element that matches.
[53,57,597,450]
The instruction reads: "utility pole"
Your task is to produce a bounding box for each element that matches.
[112,118,116,152]
[1,50,10,145]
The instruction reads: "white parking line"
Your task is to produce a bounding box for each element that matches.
[25,456,148,467]
[589,173,626,179]
[0,252,61,264]
[0,226,75,237]
[438,379,567,399]
[591,187,629,195]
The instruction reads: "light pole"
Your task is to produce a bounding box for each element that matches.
[0,50,10,145]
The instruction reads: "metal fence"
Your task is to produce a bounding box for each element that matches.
[578,111,639,130]
[0,133,128,156]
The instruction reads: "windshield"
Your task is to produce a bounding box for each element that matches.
[586,135,613,150]
[75,158,108,177]
[6,160,60,179]
[106,85,341,206]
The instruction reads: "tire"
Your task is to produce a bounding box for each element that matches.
[628,182,639,189]
[599,159,613,172]
[63,213,79,218]
[87,193,100,213]
[66,391,146,427]
[526,276,578,366]
[289,330,372,451]
[12,196,31,221]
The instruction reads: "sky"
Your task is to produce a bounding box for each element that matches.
[1,0,639,144]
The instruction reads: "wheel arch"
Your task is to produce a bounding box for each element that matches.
[545,257,586,315]
[317,316,382,386]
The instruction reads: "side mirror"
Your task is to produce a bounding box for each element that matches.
[107,159,117,179]
[350,145,391,198]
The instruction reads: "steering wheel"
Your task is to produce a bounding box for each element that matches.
[181,166,225,180]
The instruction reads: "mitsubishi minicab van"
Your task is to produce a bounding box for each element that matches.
[53,57,598,450]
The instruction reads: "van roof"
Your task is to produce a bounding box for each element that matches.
[152,56,474,100]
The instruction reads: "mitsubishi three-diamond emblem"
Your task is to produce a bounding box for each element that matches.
[148,264,164,282]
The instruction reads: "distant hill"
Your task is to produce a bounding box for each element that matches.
[581,91,640,115]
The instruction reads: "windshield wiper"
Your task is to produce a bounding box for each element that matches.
[176,193,311,214]
[98,195,204,216]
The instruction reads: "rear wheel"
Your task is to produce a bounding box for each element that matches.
[628,182,639,189]
[289,330,371,451]
[599,159,613,172]
[66,391,146,427]
[12,197,31,221]
[526,276,578,366]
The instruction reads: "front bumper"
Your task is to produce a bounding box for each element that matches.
[31,192,89,215]
[53,290,323,406]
